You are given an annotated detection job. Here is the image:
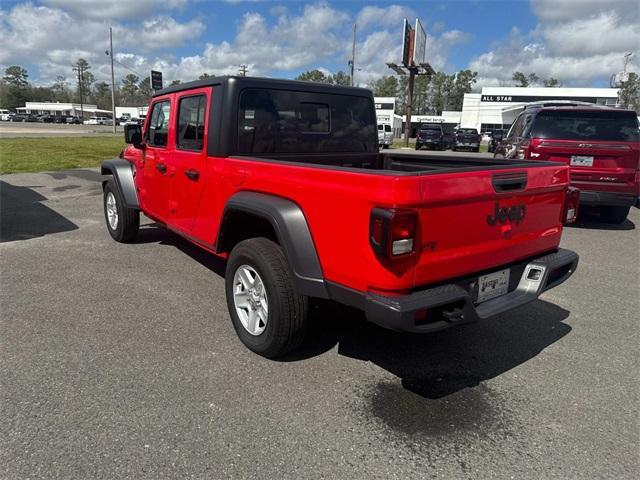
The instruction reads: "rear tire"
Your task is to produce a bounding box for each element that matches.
[225,238,309,358]
[103,178,139,242]
[601,205,630,224]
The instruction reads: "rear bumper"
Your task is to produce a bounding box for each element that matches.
[326,248,578,333]
[578,190,637,207]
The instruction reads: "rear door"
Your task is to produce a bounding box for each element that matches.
[168,88,210,233]
[527,110,640,194]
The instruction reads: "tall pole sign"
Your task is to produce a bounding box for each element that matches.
[151,70,163,91]
[387,18,435,148]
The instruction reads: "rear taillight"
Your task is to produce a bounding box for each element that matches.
[370,208,418,257]
[563,187,580,224]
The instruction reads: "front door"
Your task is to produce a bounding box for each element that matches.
[139,98,172,222]
[169,89,210,233]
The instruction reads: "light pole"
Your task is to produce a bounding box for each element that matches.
[107,27,117,134]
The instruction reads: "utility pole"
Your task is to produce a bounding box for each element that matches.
[109,27,116,133]
[238,65,248,77]
[73,62,85,121]
[349,23,356,86]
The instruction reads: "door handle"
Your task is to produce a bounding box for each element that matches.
[156,163,167,174]
[185,169,200,181]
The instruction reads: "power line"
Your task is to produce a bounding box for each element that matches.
[111,57,145,79]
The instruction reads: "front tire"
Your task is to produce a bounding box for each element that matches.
[601,205,630,224]
[103,178,139,242]
[225,238,309,358]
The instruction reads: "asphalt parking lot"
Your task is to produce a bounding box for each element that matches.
[1,162,638,479]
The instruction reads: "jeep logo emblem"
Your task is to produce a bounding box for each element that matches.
[487,202,526,226]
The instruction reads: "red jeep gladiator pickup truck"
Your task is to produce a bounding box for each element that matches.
[102,76,579,358]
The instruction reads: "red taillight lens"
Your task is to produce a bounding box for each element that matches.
[370,208,418,257]
[563,187,580,224]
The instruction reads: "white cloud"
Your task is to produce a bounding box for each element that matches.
[0,3,205,84]
[356,5,415,30]
[1,1,473,89]
[469,0,640,87]
[41,0,187,19]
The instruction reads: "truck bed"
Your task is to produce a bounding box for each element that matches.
[234,152,558,175]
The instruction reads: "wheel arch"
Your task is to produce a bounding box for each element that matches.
[101,159,139,209]
[217,191,328,299]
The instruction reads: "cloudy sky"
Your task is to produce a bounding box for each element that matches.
[0,0,638,88]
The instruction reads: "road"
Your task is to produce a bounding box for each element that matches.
[1,164,638,479]
[0,122,119,138]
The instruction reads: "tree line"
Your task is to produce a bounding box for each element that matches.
[0,61,221,112]
[3,61,638,114]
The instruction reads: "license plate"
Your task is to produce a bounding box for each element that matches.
[571,155,594,167]
[477,269,510,303]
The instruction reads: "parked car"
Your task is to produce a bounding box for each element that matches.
[9,113,37,122]
[377,124,393,149]
[36,114,55,123]
[442,132,454,150]
[488,130,506,153]
[494,105,640,223]
[0,109,12,121]
[102,76,579,358]
[415,123,445,150]
[84,116,113,125]
[64,116,82,124]
[452,128,481,152]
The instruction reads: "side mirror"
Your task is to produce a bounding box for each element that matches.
[124,123,144,149]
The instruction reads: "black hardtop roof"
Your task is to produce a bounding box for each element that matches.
[153,75,373,98]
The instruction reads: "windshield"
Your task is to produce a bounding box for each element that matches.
[530,110,640,142]
[420,125,441,131]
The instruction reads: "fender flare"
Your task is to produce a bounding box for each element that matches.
[218,191,328,299]
[101,159,139,209]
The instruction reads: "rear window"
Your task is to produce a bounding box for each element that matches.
[238,88,376,154]
[457,129,478,134]
[420,125,441,131]
[530,110,640,142]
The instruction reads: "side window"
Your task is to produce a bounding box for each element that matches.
[177,95,206,151]
[147,100,171,148]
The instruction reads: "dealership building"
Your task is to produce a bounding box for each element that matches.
[378,86,620,137]
[459,86,620,133]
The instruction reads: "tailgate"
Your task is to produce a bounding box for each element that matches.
[531,139,639,193]
[413,164,568,286]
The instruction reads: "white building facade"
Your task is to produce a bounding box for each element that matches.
[459,86,620,133]
[17,102,112,119]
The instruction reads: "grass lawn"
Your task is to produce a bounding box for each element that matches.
[0,136,125,174]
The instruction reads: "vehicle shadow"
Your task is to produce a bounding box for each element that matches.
[134,222,572,400]
[135,222,226,277]
[569,207,636,231]
[0,181,78,242]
